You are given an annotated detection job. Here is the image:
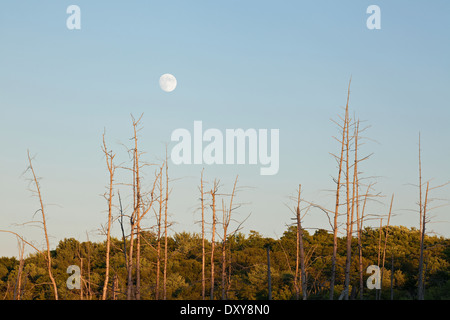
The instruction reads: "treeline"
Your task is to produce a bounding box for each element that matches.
[1,226,449,300]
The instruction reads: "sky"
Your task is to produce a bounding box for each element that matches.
[1,1,449,258]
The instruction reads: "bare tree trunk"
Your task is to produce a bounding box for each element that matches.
[295,185,307,300]
[163,153,169,300]
[127,116,143,300]
[27,151,58,300]
[343,101,354,300]
[330,79,351,300]
[156,164,164,300]
[134,157,143,301]
[210,181,218,300]
[380,194,394,299]
[102,134,116,300]
[126,163,136,299]
[135,222,141,300]
[118,192,128,273]
[358,184,371,300]
[221,199,228,300]
[13,240,25,300]
[124,115,159,300]
[200,170,206,300]
[418,133,423,236]
[418,182,429,300]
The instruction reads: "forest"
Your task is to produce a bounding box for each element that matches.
[1,226,450,300]
[1,82,449,300]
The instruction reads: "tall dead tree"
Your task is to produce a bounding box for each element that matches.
[102,133,116,300]
[330,79,351,300]
[417,134,426,300]
[221,199,228,300]
[380,194,394,299]
[418,133,423,236]
[343,116,358,300]
[13,239,25,300]
[126,115,143,300]
[418,181,429,300]
[295,185,307,300]
[358,184,371,300]
[134,126,144,301]
[118,192,128,274]
[155,163,164,300]
[27,151,58,300]
[200,169,206,300]
[210,180,219,300]
[126,114,159,300]
[163,150,170,300]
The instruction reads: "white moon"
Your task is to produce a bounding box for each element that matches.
[159,73,177,92]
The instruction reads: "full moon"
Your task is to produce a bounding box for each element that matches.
[159,73,177,92]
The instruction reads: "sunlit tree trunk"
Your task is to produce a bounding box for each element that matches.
[102,134,116,300]
[418,182,429,300]
[27,151,58,300]
[210,180,218,300]
[200,170,206,300]
[330,79,351,300]
[163,153,169,300]
[380,194,394,299]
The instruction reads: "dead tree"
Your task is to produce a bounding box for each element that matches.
[0,231,42,300]
[155,163,164,300]
[357,184,372,299]
[210,180,219,300]
[343,116,357,300]
[102,133,116,300]
[220,199,228,300]
[134,126,143,301]
[118,192,128,273]
[200,169,206,300]
[126,115,142,300]
[163,149,170,300]
[220,176,238,300]
[417,182,429,300]
[26,151,58,300]
[13,239,25,300]
[125,114,159,300]
[295,185,307,300]
[380,194,394,299]
[330,79,351,300]
[418,133,423,236]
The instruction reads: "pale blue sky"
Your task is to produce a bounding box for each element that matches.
[1,1,449,257]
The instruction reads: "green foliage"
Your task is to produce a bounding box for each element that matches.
[0,225,449,300]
